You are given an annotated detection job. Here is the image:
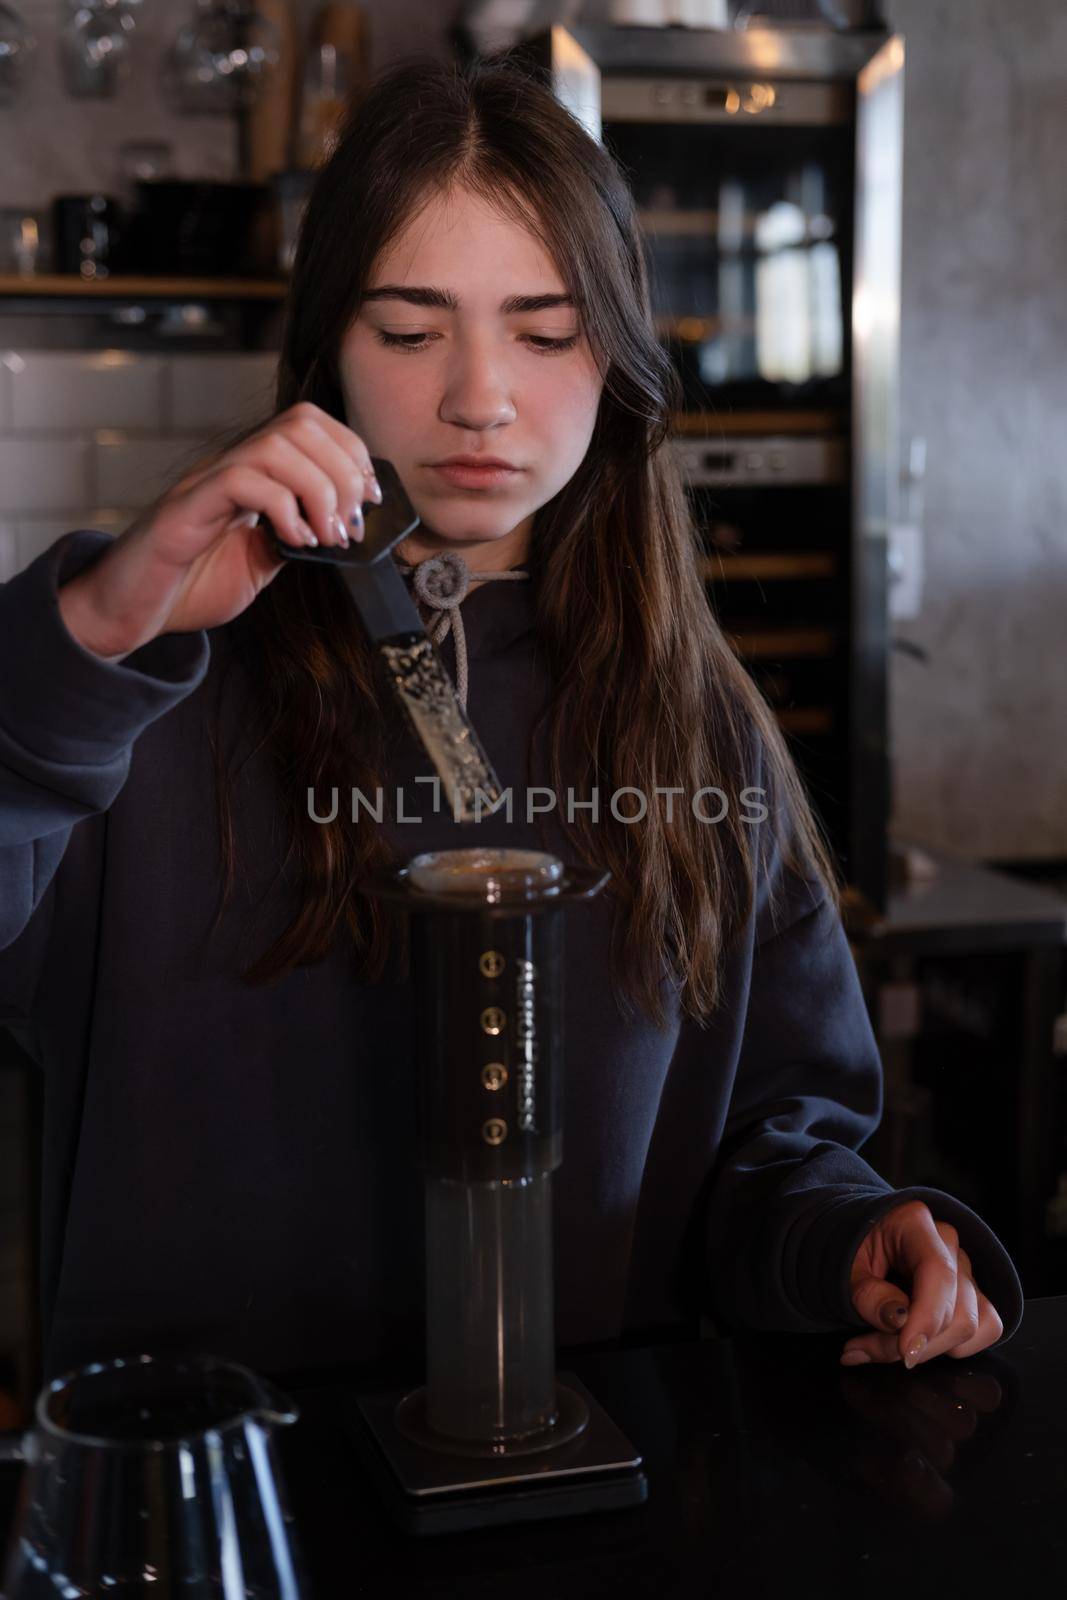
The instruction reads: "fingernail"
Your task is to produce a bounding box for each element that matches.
[882,1302,909,1331]
[349,503,365,539]
[330,512,349,547]
[904,1334,928,1369]
[300,520,318,547]
[366,473,383,505]
[840,1350,872,1366]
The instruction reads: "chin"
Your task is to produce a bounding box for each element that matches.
[413,503,532,541]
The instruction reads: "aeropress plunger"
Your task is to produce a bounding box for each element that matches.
[351,848,648,1535]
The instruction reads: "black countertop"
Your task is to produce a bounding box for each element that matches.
[851,852,1067,955]
[4,1298,1065,1596]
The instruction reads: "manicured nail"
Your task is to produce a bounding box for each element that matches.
[330,512,349,547]
[349,503,365,540]
[299,520,318,546]
[882,1302,909,1331]
[904,1334,929,1369]
[841,1350,872,1367]
[366,473,383,505]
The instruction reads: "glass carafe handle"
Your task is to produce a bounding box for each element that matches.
[251,1376,300,1428]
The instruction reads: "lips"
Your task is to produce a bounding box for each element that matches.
[430,458,522,490]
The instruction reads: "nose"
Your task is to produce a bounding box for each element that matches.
[438,338,516,433]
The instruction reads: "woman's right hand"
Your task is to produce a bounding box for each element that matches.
[57,402,382,661]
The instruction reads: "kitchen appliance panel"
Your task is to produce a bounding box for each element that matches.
[606,117,855,413]
[514,22,901,911]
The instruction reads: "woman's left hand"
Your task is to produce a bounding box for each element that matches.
[841,1199,1004,1369]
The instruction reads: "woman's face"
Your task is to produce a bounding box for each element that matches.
[338,183,604,566]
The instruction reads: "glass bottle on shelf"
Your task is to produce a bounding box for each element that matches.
[0,1,35,103]
[295,4,369,169]
[58,0,142,99]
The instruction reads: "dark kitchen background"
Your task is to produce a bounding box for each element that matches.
[1,0,1065,1420]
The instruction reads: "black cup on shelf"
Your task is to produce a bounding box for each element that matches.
[52,193,122,279]
[120,180,276,277]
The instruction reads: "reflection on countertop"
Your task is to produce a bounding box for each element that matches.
[10,1292,1035,1598]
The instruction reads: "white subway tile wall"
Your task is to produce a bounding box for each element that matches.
[171,354,277,433]
[94,435,211,509]
[18,512,130,572]
[0,352,279,581]
[7,352,167,433]
[0,355,12,431]
[0,521,15,584]
[0,438,92,516]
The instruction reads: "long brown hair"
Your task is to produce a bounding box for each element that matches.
[209,52,839,1027]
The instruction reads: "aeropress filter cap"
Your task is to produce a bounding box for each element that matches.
[373,848,609,914]
[407,848,564,904]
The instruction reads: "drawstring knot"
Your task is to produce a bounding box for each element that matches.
[411,551,471,611]
[396,550,529,710]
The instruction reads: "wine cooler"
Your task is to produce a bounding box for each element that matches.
[466,12,905,913]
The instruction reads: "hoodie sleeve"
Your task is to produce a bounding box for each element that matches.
[0,530,210,966]
[703,750,1024,1348]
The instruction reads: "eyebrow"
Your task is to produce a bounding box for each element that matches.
[361,285,577,315]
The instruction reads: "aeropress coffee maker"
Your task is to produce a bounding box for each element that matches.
[265,470,647,1532]
[352,848,648,1535]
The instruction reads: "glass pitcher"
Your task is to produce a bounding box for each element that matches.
[1,1352,308,1597]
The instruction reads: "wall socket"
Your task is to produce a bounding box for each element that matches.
[888,521,924,620]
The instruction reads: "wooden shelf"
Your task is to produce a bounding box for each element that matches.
[702,552,836,582]
[655,313,757,341]
[638,208,836,245]
[728,626,836,659]
[639,209,727,237]
[671,410,846,437]
[777,707,834,736]
[0,275,289,299]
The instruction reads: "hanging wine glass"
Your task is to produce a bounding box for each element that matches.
[58,0,143,99]
[0,2,36,104]
[164,0,281,115]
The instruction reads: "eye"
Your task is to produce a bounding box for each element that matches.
[373,329,581,355]
[374,330,437,351]
[524,334,580,354]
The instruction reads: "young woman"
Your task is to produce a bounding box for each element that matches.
[0,56,1020,1384]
